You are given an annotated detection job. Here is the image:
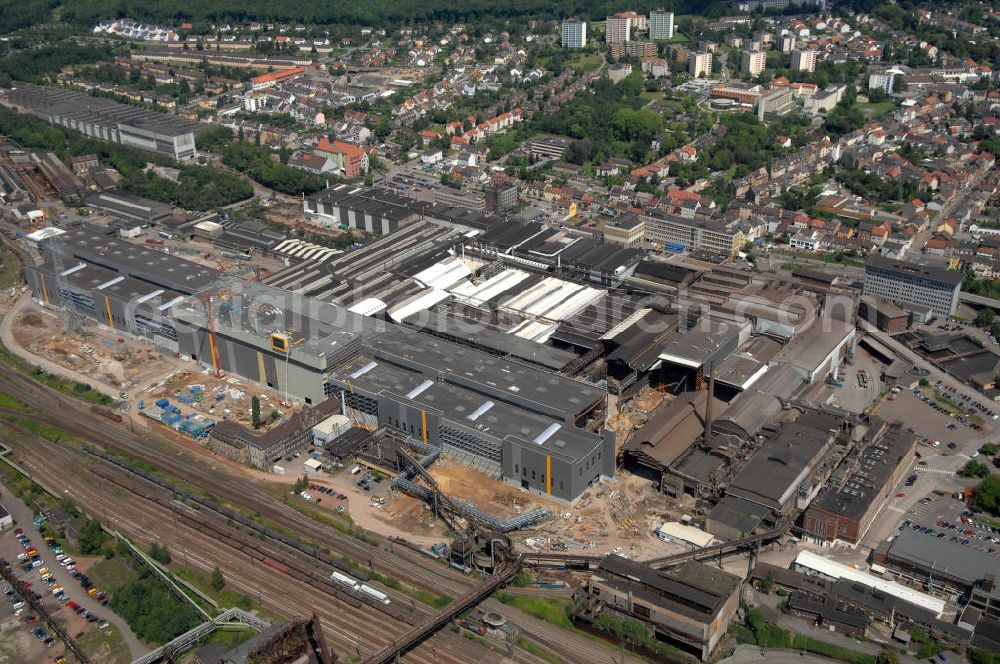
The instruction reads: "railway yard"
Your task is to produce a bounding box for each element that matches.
[0,366,648,664]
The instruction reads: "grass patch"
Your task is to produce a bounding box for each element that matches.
[414,590,453,609]
[496,592,574,629]
[0,242,21,290]
[76,623,132,664]
[510,573,533,588]
[87,556,139,595]
[565,52,602,72]
[0,454,47,503]
[199,627,255,650]
[0,391,30,411]
[517,639,564,664]
[742,608,875,664]
[173,566,254,611]
[857,101,895,118]
[772,249,865,268]
[3,414,67,442]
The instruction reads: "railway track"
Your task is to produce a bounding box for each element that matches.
[1,422,503,664]
[0,370,474,599]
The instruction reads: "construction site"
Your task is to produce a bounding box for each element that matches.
[9,303,175,391]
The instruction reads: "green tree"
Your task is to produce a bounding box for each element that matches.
[78,517,107,555]
[110,567,200,644]
[991,322,1000,340]
[251,395,261,429]
[878,649,900,664]
[980,443,998,456]
[959,460,991,479]
[976,308,996,327]
[974,475,1000,516]
[148,542,172,565]
[211,566,226,592]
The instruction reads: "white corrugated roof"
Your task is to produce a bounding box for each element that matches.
[348,298,387,316]
[387,289,451,322]
[657,522,715,548]
[450,268,529,304]
[792,550,944,616]
[414,256,472,290]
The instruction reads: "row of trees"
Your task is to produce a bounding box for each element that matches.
[0,42,115,87]
[26,0,729,35]
[215,142,327,196]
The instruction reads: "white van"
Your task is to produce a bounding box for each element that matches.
[350,465,361,475]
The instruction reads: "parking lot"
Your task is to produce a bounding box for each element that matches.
[900,494,1000,557]
[2,514,115,664]
[876,385,991,458]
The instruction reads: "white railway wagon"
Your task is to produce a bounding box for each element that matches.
[330,571,361,590]
[359,584,390,604]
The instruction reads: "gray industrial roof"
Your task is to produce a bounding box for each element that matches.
[771,319,854,376]
[364,326,604,421]
[338,351,602,461]
[48,224,221,294]
[727,411,839,510]
[888,529,1000,587]
[713,336,781,390]
[408,312,579,372]
[712,363,803,439]
[866,255,964,286]
[597,555,740,620]
[658,319,744,368]
[86,192,173,222]
[12,84,204,137]
[809,427,914,521]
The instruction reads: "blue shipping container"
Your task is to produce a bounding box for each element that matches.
[155,398,170,408]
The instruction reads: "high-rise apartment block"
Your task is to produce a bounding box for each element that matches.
[790,48,817,72]
[561,18,587,48]
[689,51,713,77]
[606,13,632,44]
[649,10,675,41]
[742,49,766,76]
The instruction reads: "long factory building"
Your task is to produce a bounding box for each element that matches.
[7,84,203,160]
[23,224,614,503]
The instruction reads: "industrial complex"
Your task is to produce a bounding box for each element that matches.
[6,84,204,160]
[9,164,1000,664]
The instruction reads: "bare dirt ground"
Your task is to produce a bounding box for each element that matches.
[608,388,672,449]
[142,368,305,431]
[513,471,692,560]
[340,455,694,561]
[12,304,176,389]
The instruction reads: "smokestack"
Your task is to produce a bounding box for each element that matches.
[704,364,715,445]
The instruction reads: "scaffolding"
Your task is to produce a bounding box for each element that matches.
[391,447,553,533]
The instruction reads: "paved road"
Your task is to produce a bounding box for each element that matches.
[0,477,147,659]
[0,292,120,400]
[0,292,194,425]
[753,591,935,664]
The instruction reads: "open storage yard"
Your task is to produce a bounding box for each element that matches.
[11,304,175,390]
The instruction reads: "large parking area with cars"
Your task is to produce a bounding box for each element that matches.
[877,383,992,456]
[2,514,114,664]
[900,495,1000,557]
